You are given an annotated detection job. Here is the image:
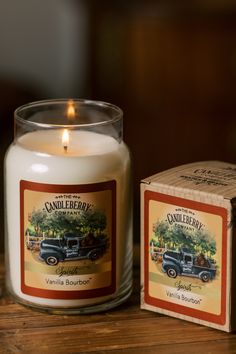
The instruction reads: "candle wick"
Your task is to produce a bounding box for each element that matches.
[64,145,68,153]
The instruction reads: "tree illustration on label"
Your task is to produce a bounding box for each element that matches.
[150,220,217,282]
[26,208,108,266]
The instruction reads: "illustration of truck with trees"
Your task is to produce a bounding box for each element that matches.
[39,232,108,265]
[25,207,109,265]
[162,248,216,282]
[150,219,218,282]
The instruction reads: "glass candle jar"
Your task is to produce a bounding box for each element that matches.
[4,99,132,313]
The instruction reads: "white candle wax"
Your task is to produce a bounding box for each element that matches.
[5,129,132,309]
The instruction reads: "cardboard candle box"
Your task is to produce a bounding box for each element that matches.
[141,161,236,332]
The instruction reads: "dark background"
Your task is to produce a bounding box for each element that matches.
[1,0,236,252]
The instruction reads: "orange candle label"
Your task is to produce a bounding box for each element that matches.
[20,180,116,299]
[144,191,227,325]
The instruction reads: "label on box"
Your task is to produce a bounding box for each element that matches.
[144,191,227,325]
[20,180,116,299]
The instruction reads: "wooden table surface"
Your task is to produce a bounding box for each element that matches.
[0,256,236,354]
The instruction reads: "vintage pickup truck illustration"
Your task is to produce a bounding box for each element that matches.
[162,248,216,282]
[39,232,108,266]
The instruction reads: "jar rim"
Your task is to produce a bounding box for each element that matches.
[14,98,123,129]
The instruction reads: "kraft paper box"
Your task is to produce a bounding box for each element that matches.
[140,161,236,332]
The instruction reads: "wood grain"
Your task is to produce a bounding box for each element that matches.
[0,257,235,353]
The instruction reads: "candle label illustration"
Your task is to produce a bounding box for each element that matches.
[20,180,116,299]
[144,191,227,325]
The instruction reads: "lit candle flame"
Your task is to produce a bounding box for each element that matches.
[67,100,75,120]
[62,129,69,153]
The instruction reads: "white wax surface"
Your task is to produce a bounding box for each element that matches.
[17,130,120,156]
[5,130,132,308]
